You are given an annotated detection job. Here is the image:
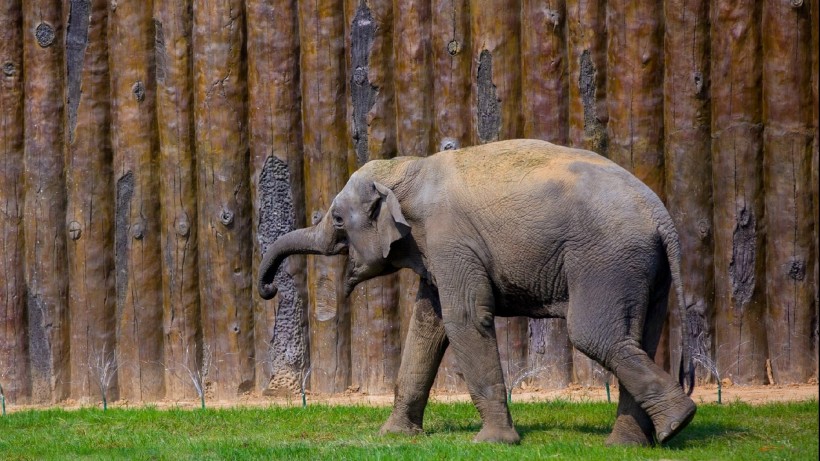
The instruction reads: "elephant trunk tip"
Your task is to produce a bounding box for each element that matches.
[259,280,278,300]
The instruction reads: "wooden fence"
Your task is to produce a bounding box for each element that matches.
[0,0,817,405]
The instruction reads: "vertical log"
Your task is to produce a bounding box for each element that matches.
[109,0,164,401]
[566,0,609,386]
[663,0,714,383]
[346,0,401,395]
[65,0,117,401]
[0,0,30,403]
[761,0,815,384]
[813,0,820,379]
[711,0,768,384]
[298,0,352,394]
[469,0,527,391]
[154,0,200,399]
[193,0,255,399]
[22,0,70,404]
[430,0,470,393]
[521,0,573,389]
[247,0,309,395]
[606,0,668,373]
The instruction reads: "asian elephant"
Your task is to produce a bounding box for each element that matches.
[258,139,695,446]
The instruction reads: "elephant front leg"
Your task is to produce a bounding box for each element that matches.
[440,275,520,444]
[380,280,448,436]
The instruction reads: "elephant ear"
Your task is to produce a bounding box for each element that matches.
[374,182,410,258]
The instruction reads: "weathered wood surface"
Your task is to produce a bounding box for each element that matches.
[22,0,70,404]
[154,0,200,399]
[247,0,309,396]
[298,0,352,394]
[193,0,255,400]
[65,0,117,402]
[711,0,768,385]
[0,0,29,403]
[761,0,816,384]
[109,0,165,401]
[663,0,713,383]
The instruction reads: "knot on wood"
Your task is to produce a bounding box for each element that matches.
[175,219,190,237]
[132,220,145,240]
[220,209,235,227]
[2,62,15,77]
[132,81,145,102]
[68,221,82,240]
[35,23,55,48]
[697,218,711,239]
[447,40,461,56]
[790,0,804,8]
[788,259,806,281]
[440,138,459,151]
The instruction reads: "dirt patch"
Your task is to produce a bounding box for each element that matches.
[6,383,817,414]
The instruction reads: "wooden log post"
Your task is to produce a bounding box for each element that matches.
[154,0,201,399]
[298,0,352,394]
[429,0,470,393]
[65,0,118,402]
[0,0,30,403]
[22,0,70,404]
[711,0,768,385]
[565,0,610,386]
[813,0,820,380]
[247,0,310,395]
[521,0,573,390]
[663,0,714,383]
[468,0,527,393]
[346,0,401,395]
[193,0,255,399]
[761,0,816,384]
[606,0,667,374]
[109,0,165,401]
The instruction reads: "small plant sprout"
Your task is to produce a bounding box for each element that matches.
[692,351,722,404]
[181,343,212,410]
[0,382,6,416]
[89,345,119,411]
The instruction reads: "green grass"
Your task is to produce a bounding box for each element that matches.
[0,400,817,460]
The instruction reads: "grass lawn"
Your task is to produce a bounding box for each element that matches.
[0,399,817,460]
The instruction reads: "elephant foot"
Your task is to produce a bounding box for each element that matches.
[605,414,654,447]
[379,414,423,436]
[473,425,521,444]
[651,394,696,444]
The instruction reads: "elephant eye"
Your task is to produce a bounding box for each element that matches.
[332,213,344,228]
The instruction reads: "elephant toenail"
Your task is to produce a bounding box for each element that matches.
[659,431,669,440]
[671,421,679,430]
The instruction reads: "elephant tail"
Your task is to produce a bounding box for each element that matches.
[658,217,695,396]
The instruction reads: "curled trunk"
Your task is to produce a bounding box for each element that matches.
[258,223,334,299]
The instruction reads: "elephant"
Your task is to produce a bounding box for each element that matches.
[258,139,696,446]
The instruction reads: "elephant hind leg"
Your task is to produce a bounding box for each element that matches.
[566,280,695,445]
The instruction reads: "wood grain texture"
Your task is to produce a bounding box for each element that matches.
[761,0,816,384]
[346,0,401,395]
[521,0,573,389]
[247,0,309,395]
[154,0,200,399]
[193,0,255,399]
[64,0,117,401]
[813,0,820,379]
[0,0,29,403]
[22,0,70,404]
[711,0,768,384]
[109,0,164,401]
[565,0,609,386]
[298,0,352,394]
[663,0,714,383]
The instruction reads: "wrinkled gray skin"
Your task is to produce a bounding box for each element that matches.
[259,139,695,446]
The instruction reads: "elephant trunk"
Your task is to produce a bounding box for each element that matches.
[258,221,335,300]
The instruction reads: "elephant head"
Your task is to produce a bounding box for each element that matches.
[258,171,411,300]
